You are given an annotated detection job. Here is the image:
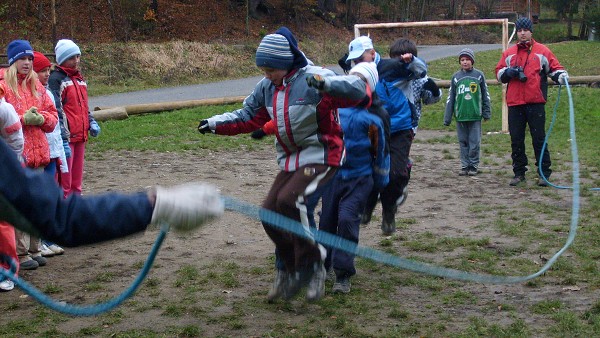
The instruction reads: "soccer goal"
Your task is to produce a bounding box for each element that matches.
[354,19,511,132]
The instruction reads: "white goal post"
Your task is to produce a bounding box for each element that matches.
[354,19,510,132]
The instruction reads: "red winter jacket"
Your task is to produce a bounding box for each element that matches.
[0,71,58,168]
[48,66,90,143]
[495,38,565,107]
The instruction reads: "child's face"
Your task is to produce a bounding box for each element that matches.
[460,56,473,71]
[353,49,375,65]
[61,54,80,69]
[259,67,288,86]
[36,67,51,86]
[14,56,33,75]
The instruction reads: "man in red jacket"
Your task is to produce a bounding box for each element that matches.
[495,17,569,187]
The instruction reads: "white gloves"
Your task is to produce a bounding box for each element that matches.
[151,182,224,232]
[558,72,569,85]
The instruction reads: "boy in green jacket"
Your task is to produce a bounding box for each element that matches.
[444,48,491,176]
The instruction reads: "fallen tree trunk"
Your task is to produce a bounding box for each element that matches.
[92,106,128,122]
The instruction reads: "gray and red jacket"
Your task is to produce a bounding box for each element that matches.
[495,38,566,107]
[205,65,366,172]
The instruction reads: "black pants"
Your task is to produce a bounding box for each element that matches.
[365,129,413,215]
[508,103,552,178]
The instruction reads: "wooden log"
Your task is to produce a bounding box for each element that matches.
[92,107,128,121]
[432,75,600,88]
[92,95,246,115]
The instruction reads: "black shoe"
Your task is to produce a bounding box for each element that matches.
[459,169,469,176]
[19,259,39,270]
[381,207,397,235]
[32,256,47,267]
[468,168,478,176]
[509,175,525,186]
[537,178,549,187]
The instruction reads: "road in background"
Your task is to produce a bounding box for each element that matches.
[89,44,502,109]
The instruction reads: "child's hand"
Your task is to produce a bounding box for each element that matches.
[306,74,325,90]
[400,53,413,63]
[89,120,101,137]
[23,109,44,126]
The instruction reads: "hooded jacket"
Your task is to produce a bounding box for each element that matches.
[48,65,90,143]
[0,69,57,168]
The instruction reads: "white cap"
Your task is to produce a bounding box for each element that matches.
[347,36,373,62]
[349,62,379,92]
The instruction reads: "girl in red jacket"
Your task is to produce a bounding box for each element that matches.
[0,40,58,270]
[48,39,101,197]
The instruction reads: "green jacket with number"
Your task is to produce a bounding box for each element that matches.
[444,68,491,124]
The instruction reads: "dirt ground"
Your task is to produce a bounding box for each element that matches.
[3,129,596,336]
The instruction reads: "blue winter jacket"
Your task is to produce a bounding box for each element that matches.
[337,106,390,190]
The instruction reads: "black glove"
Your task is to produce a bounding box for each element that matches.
[306,74,325,90]
[338,53,352,74]
[423,78,440,96]
[251,129,267,140]
[198,120,210,134]
[500,67,520,83]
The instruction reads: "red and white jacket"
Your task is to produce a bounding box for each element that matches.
[495,38,566,107]
[48,66,90,143]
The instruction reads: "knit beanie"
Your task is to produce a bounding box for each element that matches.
[274,26,308,69]
[33,51,52,73]
[255,34,294,70]
[55,39,81,65]
[515,17,533,32]
[349,62,379,92]
[459,48,475,64]
[6,40,34,66]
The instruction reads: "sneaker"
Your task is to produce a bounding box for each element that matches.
[267,270,287,302]
[40,244,55,257]
[381,207,397,236]
[537,178,549,187]
[332,276,351,294]
[468,168,478,176]
[459,169,469,176]
[32,256,47,267]
[0,279,15,292]
[20,258,39,270]
[305,263,326,302]
[509,175,526,186]
[46,243,65,255]
[282,272,302,301]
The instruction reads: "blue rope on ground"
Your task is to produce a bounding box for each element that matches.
[0,80,584,315]
[539,80,599,191]
[0,223,169,316]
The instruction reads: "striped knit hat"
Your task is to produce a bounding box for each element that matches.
[349,62,379,92]
[459,48,475,64]
[55,39,81,65]
[255,34,294,70]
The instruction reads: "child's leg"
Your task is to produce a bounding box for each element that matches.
[0,222,19,276]
[69,141,86,195]
[60,145,75,197]
[456,122,470,170]
[333,175,373,278]
[467,121,482,169]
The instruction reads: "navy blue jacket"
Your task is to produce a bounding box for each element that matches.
[0,138,152,246]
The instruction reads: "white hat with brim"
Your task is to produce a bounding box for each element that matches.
[347,36,373,61]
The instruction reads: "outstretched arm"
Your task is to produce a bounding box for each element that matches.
[0,139,223,247]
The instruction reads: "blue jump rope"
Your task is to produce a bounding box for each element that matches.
[0,80,587,316]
